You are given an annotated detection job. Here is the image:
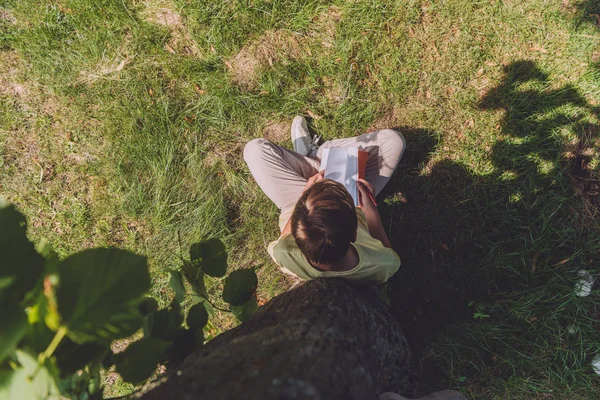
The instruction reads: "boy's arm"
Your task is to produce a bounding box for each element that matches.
[281,218,292,236]
[357,179,393,249]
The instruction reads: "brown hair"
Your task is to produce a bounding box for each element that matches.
[291,179,358,265]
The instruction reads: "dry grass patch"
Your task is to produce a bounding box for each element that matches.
[320,75,347,106]
[77,36,135,85]
[263,120,290,143]
[142,0,199,56]
[0,7,16,24]
[0,50,27,98]
[367,106,409,132]
[202,138,244,169]
[226,30,305,90]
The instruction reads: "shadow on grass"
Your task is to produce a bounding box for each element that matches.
[382,60,599,392]
[573,0,600,31]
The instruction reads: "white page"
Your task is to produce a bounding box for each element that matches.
[322,147,360,206]
[324,147,347,183]
[318,148,329,172]
[345,147,359,206]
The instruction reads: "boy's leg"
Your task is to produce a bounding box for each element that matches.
[316,129,405,195]
[244,137,319,211]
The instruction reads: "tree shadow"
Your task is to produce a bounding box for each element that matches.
[572,0,600,31]
[380,60,599,393]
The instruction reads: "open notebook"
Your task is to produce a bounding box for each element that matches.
[319,147,368,206]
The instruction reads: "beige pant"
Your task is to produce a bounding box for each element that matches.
[244,129,406,229]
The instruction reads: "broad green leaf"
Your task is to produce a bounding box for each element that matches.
[169,270,185,303]
[231,295,259,322]
[0,204,45,304]
[54,339,107,375]
[189,238,227,277]
[186,303,208,330]
[55,248,150,343]
[0,350,60,400]
[182,260,208,298]
[0,304,28,364]
[24,299,55,353]
[143,301,183,341]
[28,277,61,332]
[88,367,101,396]
[116,339,168,385]
[223,269,258,306]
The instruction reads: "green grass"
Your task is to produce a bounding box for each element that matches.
[1,0,599,398]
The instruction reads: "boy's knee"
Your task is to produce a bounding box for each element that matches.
[244,138,271,163]
[379,128,406,150]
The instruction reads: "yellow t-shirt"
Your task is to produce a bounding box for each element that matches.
[267,209,400,284]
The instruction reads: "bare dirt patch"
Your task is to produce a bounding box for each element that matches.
[0,51,28,98]
[203,140,244,169]
[226,30,305,90]
[149,7,183,29]
[263,121,289,143]
[0,8,16,24]
[143,2,199,56]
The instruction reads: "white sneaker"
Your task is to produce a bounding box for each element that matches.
[291,116,320,156]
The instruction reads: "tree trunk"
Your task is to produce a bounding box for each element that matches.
[138,278,416,400]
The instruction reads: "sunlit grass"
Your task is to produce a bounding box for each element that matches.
[1,0,599,398]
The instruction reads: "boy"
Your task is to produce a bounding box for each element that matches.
[244,116,405,283]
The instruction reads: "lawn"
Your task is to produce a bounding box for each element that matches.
[1,0,600,398]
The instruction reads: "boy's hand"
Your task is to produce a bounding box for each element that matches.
[357,178,378,214]
[303,170,325,193]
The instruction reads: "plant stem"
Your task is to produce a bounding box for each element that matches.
[40,326,67,363]
[203,297,230,313]
[31,326,67,379]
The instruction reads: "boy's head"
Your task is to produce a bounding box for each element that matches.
[291,179,357,266]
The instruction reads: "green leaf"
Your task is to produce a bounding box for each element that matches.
[54,339,107,375]
[88,367,101,396]
[0,204,45,304]
[186,303,208,330]
[58,363,103,400]
[223,269,258,306]
[189,238,227,277]
[0,304,28,364]
[115,339,168,385]
[23,299,55,353]
[182,260,207,298]
[231,295,259,322]
[0,350,60,400]
[143,301,183,341]
[169,270,185,303]
[55,248,150,343]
